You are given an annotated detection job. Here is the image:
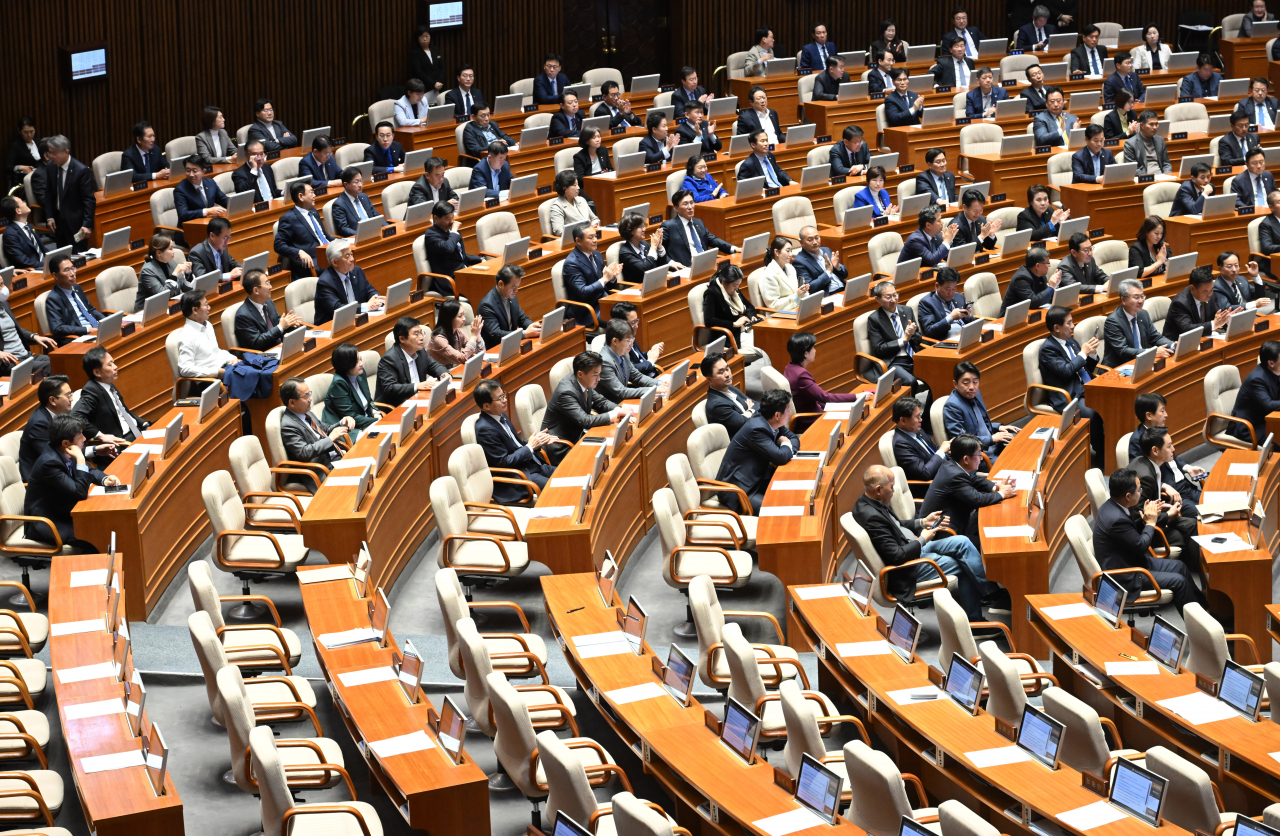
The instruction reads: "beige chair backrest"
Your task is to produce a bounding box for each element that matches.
[476,212,521,253]
[844,738,913,836]
[553,147,577,174]
[1145,295,1170,335]
[722,622,766,709]
[1204,366,1244,445]
[202,469,249,558]
[772,196,816,239]
[96,265,139,311]
[227,435,275,504]
[460,413,480,445]
[838,512,896,608]
[539,728,598,825]
[978,640,1026,727]
[665,454,704,521]
[692,400,708,428]
[549,356,574,391]
[1043,686,1112,775]
[1023,338,1058,414]
[1183,603,1229,683]
[445,167,472,191]
[876,104,888,137]
[896,178,917,200]
[1047,152,1073,192]
[781,678,827,776]
[221,301,244,350]
[1065,514,1102,583]
[187,560,226,631]
[284,276,317,325]
[514,383,546,438]
[806,146,830,168]
[454,617,498,735]
[368,99,397,129]
[999,54,1040,82]
[1073,314,1105,346]
[188,610,233,725]
[335,142,369,168]
[303,372,331,421]
[929,399,947,447]
[0,434,19,464]
[1084,467,1108,518]
[217,664,260,791]
[687,424,730,481]
[487,671,541,795]
[1222,14,1246,37]
[429,475,473,555]
[988,207,1022,247]
[1093,240,1129,275]
[727,51,749,80]
[320,200,340,238]
[798,74,817,106]
[940,799,1002,836]
[746,267,768,309]
[760,365,789,395]
[868,232,903,277]
[965,272,1001,318]
[434,569,471,681]
[165,136,198,165]
[1267,664,1280,727]
[382,180,415,222]
[214,171,236,194]
[665,170,687,203]
[91,152,124,190]
[1145,746,1222,834]
[272,156,301,183]
[614,137,644,158]
[1096,22,1123,46]
[1165,102,1209,135]
[236,124,252,146]
[510,78,535,106]
[1115,432,1133,468]
[1142,182,1180,219]
[833,186,861,219]
[448,443,496,506]
[614,791,676,836]
[959,123,1004,165]
[1250,214,1265,253]
[688,574,726,688]
[951,91,969,120]
[687,283,711,342]
[582,67,623,92]
[150,188,179,232]
[934,588,979,669]
[852,311,876,378]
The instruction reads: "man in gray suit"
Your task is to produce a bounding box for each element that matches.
[279,377,354,490]
[1031,88,1077,147]
[1101,278,1174,367]
[540,351,624,465]
[596,320,667,404]
[1123,110,1172,175]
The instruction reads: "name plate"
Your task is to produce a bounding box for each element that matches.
[455,115,469,124]
[253,201,269,212]
[549,137,565,146]
[873,216,890,227]
[484,197,500,208]
[994,717,1017,741]
[266,150,281,160]
[130,181,147,192]
[1171,131,1188,140]
[1087,227,1104,237]
[1195,672,1216,695]
[764,187,781,197]
[1239,206,1257,215]
[523,104,539,113]
[1135,68,1150,75]
[1104,139,1119,147]
[644,163,662,173]
[537,185,553,195]
[871,92,885,100]
[937,86,952,93]
[130,238,146,250]
[267,264,284,275]
[1137,174,1155,183]
[899,164,915,173]
[955,117,971,125]
[974,253,991,265]
[829,175,846,184]
[1082,771,1108,796]
[611,126,627,135]
[381,225,396,238]
[1216,166,1234,174]
[990,192,1006,201]
[816,134,832,143]
[1034,146,1052,154]
[1178,96,1194,103]
[1002,79,1018,87]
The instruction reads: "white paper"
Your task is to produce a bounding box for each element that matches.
[604,682,667,705]
[1228,463,1259,476]
[983,525,1036,538]
[965,746,1033,767]
[992,470,1035,490]
[337,667,398,687]
[1041,602,1095,620]
[1202,491,1249,504]
[529,506,575,518]
[1105,661,1159,676]
[89,485,130,497]
[617,288,642,296]
[1057,801,1128,831]
[1191,533,1249,554]
[1269,752,1280,767]
[317,627,379,649]
[572,630,633,658]
[367,424,399,433]
[368,730,435,758]
[794,584,847,600]
[773,479,817,491]
[323,476,363,487]
[759,506,805,516]
[887,686,944,705]
[1157,691,1240,725]
[56,662,117,684]
[123,443,163,456]
[753,807,828,836]
[306,330,331,340]
[65,698,127,720]
[983,322,1003,332]
[140,429,167,439]
[73,334,97,343]
[80,749,146,774]
[330,456,376,471]
[837,640,893,657]
[69,569,109,588]
[548,476,591,488]
[298,565,355,584]
[824,402,855,412]
[51,619,105,637]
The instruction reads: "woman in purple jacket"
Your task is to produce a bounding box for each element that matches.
[783,331,861,432]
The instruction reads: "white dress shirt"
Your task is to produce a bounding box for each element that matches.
[177,318,237,377]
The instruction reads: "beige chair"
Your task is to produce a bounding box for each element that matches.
[655,487,752,596]
[725,51,750,80]
[877,430,929,499]
[235,125,252,146]
[1043,686,1140,776]
[201,470,310,607]
[689,574,794,689]
[227,435,311,529]
[839,504,956,611]
[582,68,624,94]
[0,458,72,601]
[665,454,756,549]
[988,207,1022,247]
[979,640,1057,727]
[1065,515,1172,611]
[798,74,818,108]
[412,233,461,302]
[448,444,537,536]
[1165,102,1209,135]
[0,435,18,464]
[929,399,948,447]
[723,622,835,738]
[319,200,340,238]
[934,587,1042,680]
[964,272,1002,318]
[897,179,918,201]
[262,408,326,496]
[514,383,547,440]
[950,91,968,120]
[91,152,124,190]
[549,356,574,391]
[1116,433,1133,468]
[149,188,183,242]
[959,124,1002,174]
[1204,366,1254,449]
[1022,338,1069,415]
[843,738,939,836]
[868,232,904,279]
[1144,295,1170,336]
[510,78,535,106]
[284,276,318,325]
[781,677,867,796]
[939,799,1000,836]
[999,54,1040,82]
[1143,182,1179,218]
[456,618,575,744]
[554,147,577,175]
[772,196,816,239]
[381,180,414,222]
[665,170,686,203]
[445,166,473,192]
[1096,22,1123,46]
[1046,152,1073,205]
[214,170,236,194]
[1073,315,1106,346]
[334,142,368,168]
[1222,14,1246,38]
[1093,240,1129,275]
[1184,602,1263,685]
[248,726,377,836]
[613,137,643,159]
[187,562,299,673]
[806,146,830,169]
[745,268,769,310]
[94,266,139,312]
[476,212,522,254]
[595,791,690,836]
[1145,746,1233,834]
[0,767,63,830]
[833,186,861,220]
[691,401,708,428]
[538,727,630,830]
[164,136,198,165]
[1210,135,1225,168]
[435,568,546,680]
[686,424,733,503]
[271,156,301,183]
[188,611,315,728]
[430,476,530,588]
[1083,467,1109,518]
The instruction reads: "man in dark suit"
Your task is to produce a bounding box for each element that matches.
[639,111,678,165]
[940,9,984,55]
[365,122,407,172]
[462,108,517,159]
[800,22,838,70]
[943,361,1016,459]
[278,378,354,491]
[422,202,482,295]
[231,140,281,203]
[1260,192,1280,263]
[933,39,976,89]
[1180,56,1222,98]
[1094,468,1203,614]
[608,301,664,377]
[792,226,846,295]
[472,379,555,503]
[701,352,753,437]
[736,130,792,187]
[1131,427,1203,578]
[375,316,449,408]
[867,280,930,396]
[662,190,735,267]
[714,390,798,514]
[671,67,711,111]
[811,56,851,102]
[1032,88,1077,147]
[1021,64,1051,113]
[478,265,540,348]
[597,319,665,403]
[884,70,924,127]
[274,182,330,277]
[408,157,459,209]
[948,189,1001,253]
[964,67,1010,118]
[298,136,343,190]
[1230,148,1276,209]
[857,463,1002,619]
[596,82,643,129]
[444,65,487,117]
[867,50,896,95]
[24,414,119,551]
[247,99,298,152]
[469,143,512,199]
[1231,340,1280,445]
[1070,26,1109,75]
[330,168,383,237]
[20,376,83,481]
[1163,267,1228,340]
[1127,393,1208,483]
[121,121,169,183]
[735,86,783,141]
[1071,125,1117,183]
[188,217,243,285]
[1219,110,1260,167]
[890,397,950,498]
[1238,77,1279,128]
[899,205,959,268]
[915,148,956,206]
[1103,52,1145,105]
[828,126,870,177]
[0,292,53,379]
[1171,163,1214,216]
[917,267,975,340]
[313,239,385,325]
[539,351,623,465]
[1214,251,1272,309]
[0,196,45,268]
[1015,8,1056,51]
[675,102,721,154]
[1058,233,1109,293]
[1040,305,1105,468]
[36,136,95,252]
[920,434,1016,549]
[548,93,584,140]
[173,156,228,224]
[72,347,149,450]
[45,253,104,345]
[1102,278,1174,367]
[234,268,302,351]
[532,53,568,105]
[1000,247,1062,316]
[562,226,623,327]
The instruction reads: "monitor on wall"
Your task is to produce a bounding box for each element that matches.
[428,2,464,27]
[60,42,107,84]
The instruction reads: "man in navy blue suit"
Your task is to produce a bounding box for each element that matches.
[899,205,959,268]
[867,49,896,95]
[914,148,956,205]
[363,122,405,173]
[173,156,229,224]
[1230,147,1277,209]
[1040,305,1105,469]
[0,196,45,269]
[737,130,792,187]
[1180,55,1222,98]
[299,136,342,190]
[45,253,104,344]
[422,202,482,294]
[548,93,584,139]
[917,267,975,340]
[1015,7,1056,51]
[964,67,1009,118]
[943,361,1016,459]
[231,139,280,202]
[1231,340,1280,444]
[313,239,385,325]
[561,226,623,327]
[800,22,838,70]
[884,70,923,126]
[469,143,512,198]
[472,379,555,503]
[792,226,846,295]
[1102,52,1145,105]
[891,396,951,494]
[120,121,169,183]
[1070,124,1116,183]
[274,182,330,277]
[940,8,984,56]
[532,53,569,105]
[330,168,383,237]
[444,65,487,117]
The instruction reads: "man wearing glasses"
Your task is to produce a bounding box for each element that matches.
[1102,278,1174,367]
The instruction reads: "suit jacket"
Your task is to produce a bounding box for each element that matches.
[965,86,1010,118]
[918,291,974,339]
[812,70,851,101]
[18,407,54,481]
[247,120,298,152]
[46,284,104,343]
[1230,169,1277,208]
[1102,306,1171,367]
[1241,11,1277,36]
[1039,335,1097,409]
[1103,108,1134,140]
[943,391,1001,449]
[1,222,43,269]
[540,375,618,446]
[121,144,167,182]
[852,494,929,599]
[407,174,457,208]
[1093,498,1160,594]
[1261,214,1280,256]
[1021,84,1050,113]
[949,213,997,252]
[671,85,709,112]
[1232,363,1280,444]
[932,56,976,89]
[1213,274,1261,309]
[195,129,237,164]
[469,160,512,198]
[36,158,95,231]
[867,68,895,95]
[852,186,893,216]
[173,177,228,223]
[674,121,721,155]
[706,386,753,437]
[661,216,731,267]
[791,247,847,294]
[1132,456,1199,520]
[572,147,613,189]
[617,240,670,284]
[532,72,567,105]
[394,94,428,126]
[374,347,447,407]
[1058,254,1107,292]
[1103,72,1145,105]
[595,102,643,129]
[1180,71,1221,98]
[1071,147,1116,184]
[914,170,956,204]
[444,87,488,117]
[421,223,481,291]
[274,207,328,275]
[461,122,515,158]
[473,412,546,504]
[477,286,532,348]
[744,45,776,77]
[71,379,146,442]
[321,373,379,432]
[597,346,658,402]
[280,408,340,479]
[1016,206,1060,241]
[231,162,280,202]
[737,152,792,186]
[898,228,949,268]
[801,41,839,71]
[561,248,613,325]
[187,240,241,279]
[638,134,673,165]
[892,428,945,483]
[828,141,870,176]
[735,108,782,139]
[314,266,378,325]
[1015,22,1056,50]
[867,306,924,362]
[409,48,447,91]
[1033,110,1078,147]
[298,153,342,189]
[919,459,1001,544]
[548,111,583,140]
[1170,179,1210,216]
[234,297,290,351]
[24,444,105,544]
[1218,131,1260,167]
[884,91,921,127]
[136,259,180,308]
[941,26,985,52]
[701,281,755,345]
[330,191,381,237]
[364,141,406,171]
[1238,96,1280,126]
[714,413,798,513]
[5,140,39,188]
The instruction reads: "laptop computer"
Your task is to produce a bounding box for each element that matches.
[793,754,843,824]
[784,124,816,145]
[1055,215,1088,242]
[795,291,823,321]
[908,75,935,94]
[838,50,866,67]
[944,652,984,715]
[238,251,268,275]
[906,44,935,62]
[1002,299,1031,330]
[1218,659,1265,720]
[1066,128,1088,150]
[460,352,485,388]
[763,57,797,77]
[1177,154,1214,178]
[1109,758,1168,826]
[436,695,468,764]
[799,164,828,190]
[1047,32,1078,51]
[103,170,134,197]
[455,187,486,215]
[540,307,565,343]
[506,173,537,202]
[519,126,549,148]
[564,83,591,102]
[424,375,448,415]
[886,605,921,663]
[892,257,922,285]
[497,328,523,364]
[666,359,689,394]
[838,82,866,101]
[945,242,976,268]
[354,216,386,244]
[841,205,873,231]
[614,151,646,177]
[143,722,169,796]
[493,93,524,116]
[497,236,530,267]
[1174,327,1202,360]
[384,278,412,312]
[1000,134,1035,156]
[1094,571,1128,626]
[1144,84,1177,107]
[841,559,875,615]
[138,290,169,325]
[100,227,131,258]
[279,325,306,360]
[1051,282,1079,308]
[897,192,930,220]
[1220,78,1252,99]
[921,106,953,127]
[668,142,697,169]
[999,228,1033,260]
[740,233,770,264]
[226,190,257,216]
[727,134,752,157]
[300,127,330,151]
[1102,161,1136,185]
[872,368,894,406]
[720,697,761,763]
[370,587,391,647]
[661,644,696,706]
[396,639,424,704]
[581,115,611,137]
[401,148,433,175]
[350,161,374,182]
[331,301,358,335]
[425,104,456,128]
[1146,615,1186,672]
[1234,816,1280,836]
[707,97,739,119]
[620,596,646,655]
[843,273,871,305]
[191,270,221,295]
[975,38,1006,59]
[629,74,660,95]
[1252,20,1280,37]
[1225,307,1257,339]
[1040,62,1068,82]
[703,334,726,359]
[735,175,765,203]
[96,311,123,344]
[196,380,221,423]
[956,317,985,350]
[995,97,1025,120]
[868,152,898,171]
[1016,704,1065,769]
[639,265,667,296]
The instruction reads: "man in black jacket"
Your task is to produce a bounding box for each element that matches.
[609,302,663,377]
[1162,266,1228,341]
[21,375,117,481]
[539,352,623,465]
[594,82,643,129]
[120,121,169,183]
[1000,247,1061,316]
[1102,278,1175,367]
[461,108,517,159]
[473,379,555,503]
[421,203,482,295]
[947,189,1001,253]
[1070,26,1109,75]
[811,56,851,101]
[477,265,540,348]
[72,347,148,454]
[1219,110,1260,167]
[1230,340,1280,445]
[374,316,449,408]
[854,463,1001,619]
[597,320,664,404]
[920,434,1016,548]
[231,140,281,203]
[661,190,735,267]
[407,158,459,210]
[188,217,244,285]
[828,126,870,177]
[36,136,95,252]
[234,269,302,351]
[867,281,928,397]
[1126,393,1208,485]
[1132,428,1202,579]
[714,390,798,513]
[701,352,753,438]
[890,396,950,498]
[25,414,119,551]
[1058,233,1109,293]
[1040,306,1104,469]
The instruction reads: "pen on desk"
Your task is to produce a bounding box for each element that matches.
[566,606,585,614]
[1118,653,1138,660]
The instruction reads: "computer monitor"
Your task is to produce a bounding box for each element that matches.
[551,812,593,836]
[595,554,616,606]
[621,596,646,655]
[901,815,939,836]
[1218,659,1265,721]
[1233,814,1280,836]
[540,307,565,343]
[1147,615,1185,672]
[1016,703,1065,769]
[841,559,874,615]
[1094,572,1127,627]
[944,652,984,715]
[794,753,843,825]
[720,697,761,764]
[370,587,390,647]
[886,605,920,663]
[662,644,696,706]
[1109,757,1167,827]
[437,694,467,764]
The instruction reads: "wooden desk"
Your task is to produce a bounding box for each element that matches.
[50,554,183,835]
[730,74,804,125]
[885,113,1033,171]
[73,401,241,620]
[601,272,717,369]
[1163,210,1257,270]
[298,566,488,836]
[6,244,152,334]
[1222,37,1272,81]
[502,128,647,187]
[392,122,460,166]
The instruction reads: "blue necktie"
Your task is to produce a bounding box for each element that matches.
[1131,317,1141,349]
[1067,341,1091,383]
[68,288,97,329]
[915,433,935,455]
[961,31,973,56]
[491,167,499,192]
[761,156,779,187]
[308,212,329,245]
[1125,75,1133,92]
[65,459,74,478]
[1091,51,1100,75]
[144,152,150,177]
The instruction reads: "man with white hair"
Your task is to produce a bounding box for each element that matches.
[1101,278,1173,367]
[313,238,384,325]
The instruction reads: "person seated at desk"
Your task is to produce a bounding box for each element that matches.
[1071,124,1117,184]
[1259,191,1280,261]
[444,65,487,117]
[394,78,430,127]
[573,128,614,191]
[314,239,385,325]
[1230,339,1280,445]
[1164,265,1228,342]
[1241,0,1276,36]
[1015,6,1056,51]
[469,142,512,199]
[801,21,837,70]
[1133,425,1203,520]
[73,347,148,453]
[672,67,713,111]
[853,165,897,217]
[235,268,302,351]
[177,290,238,382]
[25,414,120,552]
[375,316,449,410]
[932,38,976,89]
[941,8,985,56]
[793,226,846,295]
[5,117,38,190]
[828,125,869,177]
[871,19,907,62]
[663,189,736,266]
[1127,392,1209,482]
[812,56,851,102]
[702,265,760,355]
[137,233,192,307]
[1219,110,1259,167]
[478,264,540,348]
[1171,162,1215,216]
[1059,232,1109,293]
[918,267,976,340]
[1032,88,1077,147]
[617,212,675,284]
[20,376,95,481]
[323,342,381,436]
[279,377,353,490]
[0,195,44,269]
[408,156,459,209]
[900,204,958,268]
[422,202,481,296]
[365,121,406,173]
[884,69,925,127]
[1128,214,1173,279]
[1017,183,1069,242]
[715,389,798,513]
[532,53,568,105]
[197,106,238,164]
[298,135,342,190]
[1101,277,1174,366]
[744,27,777,77]
[274,181,330,278]
[944,361,1017,458]
[915,148,956,206]
[548,93,584,140]
[965,67,1010,119]
[783,331,858,430]
[1180,55,1221,98]
[332,169,383,239]
[1216,250,1273,310]
[701,351,753,437]
[597,319,666,403]
[1238,78,1279,128]
[472,379,555,503]
[867,48,897,95]
[609,300,664,376]
[546,170,598,238]
[1021,64,1051,113]
[540,350,624,465]
[188,216,243,286]
[754,236,809,311]
[1094,468,1204,615]
[1131,24,1170,71]
[639,111,677,165]
[247,98,298,152]
[891,396,950,493]
[462,107,517,160]
[0,280,52,378]
[45,253,103,345]
[868,280,930,397]
[232,139,281,203]
[676,102,722,155]
[860,463,1005,619]
[1103,52,1145,105]
[1040,305,1105,468]
[562,225,623,327]
[920,433,1017,552]
[1230,147,1276,209]
[595,81,643,129]
[174,155,228,224]
[427,299,485,368]
[120,121,169,183]
[738,130,793,188]
[948,188,1001,253]
[681,153,727,203]
[736,86,782,143]
[1104,89,1139,140]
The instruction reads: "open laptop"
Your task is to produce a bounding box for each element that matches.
[1094,571,1127,626]
[299,127,330,151]
[944,652,984,715]
[1202,193,1238,219]
[620,596,646,655]
[886,605,920,663]
[995,97,1025,120]
[100,227,131,258]
[125,677,146,737]
[1225,308,1258,340]
[785,124,816,146]
[4,357,32,398]
[1102,161,1137,185]
[762,57,797,77]
[384,278,412,312]
[1177,154,1214,178]
[354,216,386,244]
[892,257,922,285]
[493,93,524,116]
[436,695,467,764]
[552,813,594,836]
[103,170,134,197]
[1047,32,1078,51]
[1165,252,1199,280]
[740,233,770,264]
[1040,62,1068,82]
[1174,327,1202,360]
[279,325,306,360]
[1126,345,1156,381]
[227,191,257,215]
[720,698,761,764]
[593,557,613,609]
[841,559,875,615]
[402,148,432,174]
[629,74,660,95]
[581,115,611,136]
[240,251,269,274]
[614,151,646,177]
[896,192,930,220]
[519,126,549,148]
[842,272,871,305]
[1218,659,1265,720]
[1146,616,1186,672]
[494,328,522,365]
[840,205,872,232]
[703,334,726,359]
[370,587,391,647]
[497,236,530,267]
[1016,704,1065,769]
[670,142,698,169]
[1000,134,1034,156]
[798,164,828,190]
[872,368,895,406]
[197,380,221,423]
[707,97,739,120]
[794,754,843,824]
[191,270,221,295]
[921,106,952,127]
[351,161,374,181]
[507,173,537,202]
[540,307,565,343]
[868,152,898,171]
[838,82,866,101]
[1054,215,1088,242]
[735,175,764,203]
[144,722,169,795]
[661,644,696,706]
[331,301,358,335]
[998,228,1032,260]
[1220,78,1252,99]
[907,76,934,94]
[665,359,689,394]
[956,317,985,350]
[1109,758,1167,826]
[135,289,168,325]
[946,242,976,268]
[906,44,935,62]
[977,38,1007,59]
[1253,20,1280,37]
[1236,817,1280,836]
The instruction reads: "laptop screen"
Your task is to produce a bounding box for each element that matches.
[901,816,937,836]
[1109,757,1167,826]
[843,560,874,614]
[887,606,920,661]
[1094,573,1126,626]
[1219,659,1264,720]
[1234,815,1280,836]
[551,811,593,836]
[596,553,616,606]
[370,588,390,645]
[944,653,984,714]
[663,644,695,705]
[397,640,423,704]
[721,696,761,763]
[1147,616,1185,672]
[622,596,646,654]
[1016,704,1065,769]
[795,753,843,824]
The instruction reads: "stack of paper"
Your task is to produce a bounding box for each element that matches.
[752,807,827,836]
[965,746,1032,767]
[331,456,376,471]
[81,749,146,773]
[368,730,435,758]
[1057,801,1128,831]
[298,565,355,584]
[793,585,847,600]
[317,627,379,649]
[1040,602,1095,620]
[1191,534,1249,554]
[572,631,633,659]
[337,667,398,687]
[529,506,576,519]
[773,479,817,491]
[1157,692,1240,725]
[837,640,893,657]
[603,682,667,705]
[983,525,1035,539]
[548,476,590,488]
[886,686,943,705]
[65,698,127,721]
[992,470,1035,490]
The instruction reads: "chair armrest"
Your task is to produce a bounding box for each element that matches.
[967,621,1017,651]
[418,273,457,299]
[753,656,811,689]
[0,628,31,659]
[1203,413,1256,449]
[856,352,889,375]
[706,642,729,686]
[215,529,287,570]
[556,298,599,329]
[1147,526,1173,558]
[469,600,532,632]
[1025,383,1071,415]
[462,501,524,541]
[0,516,63,554]
[282,806,374,836]
[878,557,948,603]
[815,714,870,743]
[902,772,929,809]
[243,502,300,529]
[692,325,738,352]
[1089,568,1162,604]
[787,412,823,430]
[584,763,633,791]
[1226,633,1261,664]
[491,652,550,684]
[0,770,53,825]
[0,732,46,768]
[1018,671,1059,688]
[683,517,741,550]
[695,478,753,517]
[441,533,513,574]
[0,583,35,613]
[1099,716,1123,751]
[686,506,753,540]
[242,490,307,516]
[670,545,739,585]
[722,610,785,644]
[251,701,322,735]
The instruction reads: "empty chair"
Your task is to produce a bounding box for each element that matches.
[476,212,522,254]
[149,189,183,243]
[456,618,575,741]
[1043,686,1140,775]
[958,124,1003,173]
[723,622,835,738]
[686,425,732,500]
[772,197,816,240]
[187,561,300,672]
[868,232,903,278]
[1084,468,1108,518]
[689,574,796,690]
[284,277,318,325]
[1203,366,1254,449]
[435,568,546,680]
[94,266,139,312]
[538,727,629,830]
[1046,153,1073,204]
[1164,102,1209,135]
[1145,745,1232,834]
[430,476,530,592]
[987,207,1021,246]
[939,799,1000,836]
[227,435,311,529]
[448,444,537,535]
[1184,602,1263,684]
[0,767,63,830]
[664,453,756,549]
[485,664,597,797]
[90,152,124,190]
[655,487,752,636]
[978,640,1056,728]
[598,791,689,836]
[248,725,378,836]
[1142,182,1179,218]
[934,587,1043,681]
[691,401,708,429]
[963,272,1001,318]
[1093,240,1129,275]
[514,384,547,440]
[781,677,867,800]
[843,738,939,836]
[188,611,315,728]
[1116,433,1133,468]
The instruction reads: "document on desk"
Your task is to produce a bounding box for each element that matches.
[604,682,667,705]
[983,525,1035,538]
[1104,661,1159,676]
[794,584,847,600]
[617,288,642,296]
[369,730,435,759]
[330,456,376,471]
[322,476,363,486]
[1202,491,1249,504]
[548,476,591,488]
[337,667,398,687]
[529,506,576,518]
[1040,602,1096,620]
[81,749,146,774]
[51,619,105,637]
[298,565,355,584]
[65,698,127,721]
[1191,533,1249,554]
[69,568,109,588]
[140,428,167,439]
[992,470,1035,490]
[572,630,634,659]
[1157,691,1240,725]
[887,686,944,705]
[89,485,130,496]
[317,627,380,649]
[983,322,1002,332]
[837,640,894,657]
[1228,463,1259,476]
[56,661,117,684]
[965,746,1033,768]
[759,506,806,516]
[753,807,828,836]
[772,480,817,491]
[1057,801,1128,830]
[123,444,163,456]
[306,330,331,340]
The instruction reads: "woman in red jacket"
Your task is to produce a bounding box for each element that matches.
[782,331,861,432]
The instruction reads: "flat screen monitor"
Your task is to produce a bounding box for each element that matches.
[1147,616,1185,672]
[621,596,646,655]
[1218,659,1264,720]
[794,753,843,824]
[69,47,107,81]
[595,553,616,606]
[1016,703,1065,769]
[370,587,390,647]
[1094,572,1127,626]
[662,644,696,706]
[887,605,920,662]
[720,696,761,763]
[1109,757,1167,827]
[396,639,423,705]
[552,812,592,836]
[144,722,168,795]
[126,677,146,737]
[944,652,983,715]
[1234,815,1280,836]
[842,559,874,615]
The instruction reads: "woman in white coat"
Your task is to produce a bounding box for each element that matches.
[753,235,809,311]
[1130,24,1172,72]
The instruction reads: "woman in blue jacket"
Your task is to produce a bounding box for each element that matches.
[851,165,898,217]
[681,154,728,203]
